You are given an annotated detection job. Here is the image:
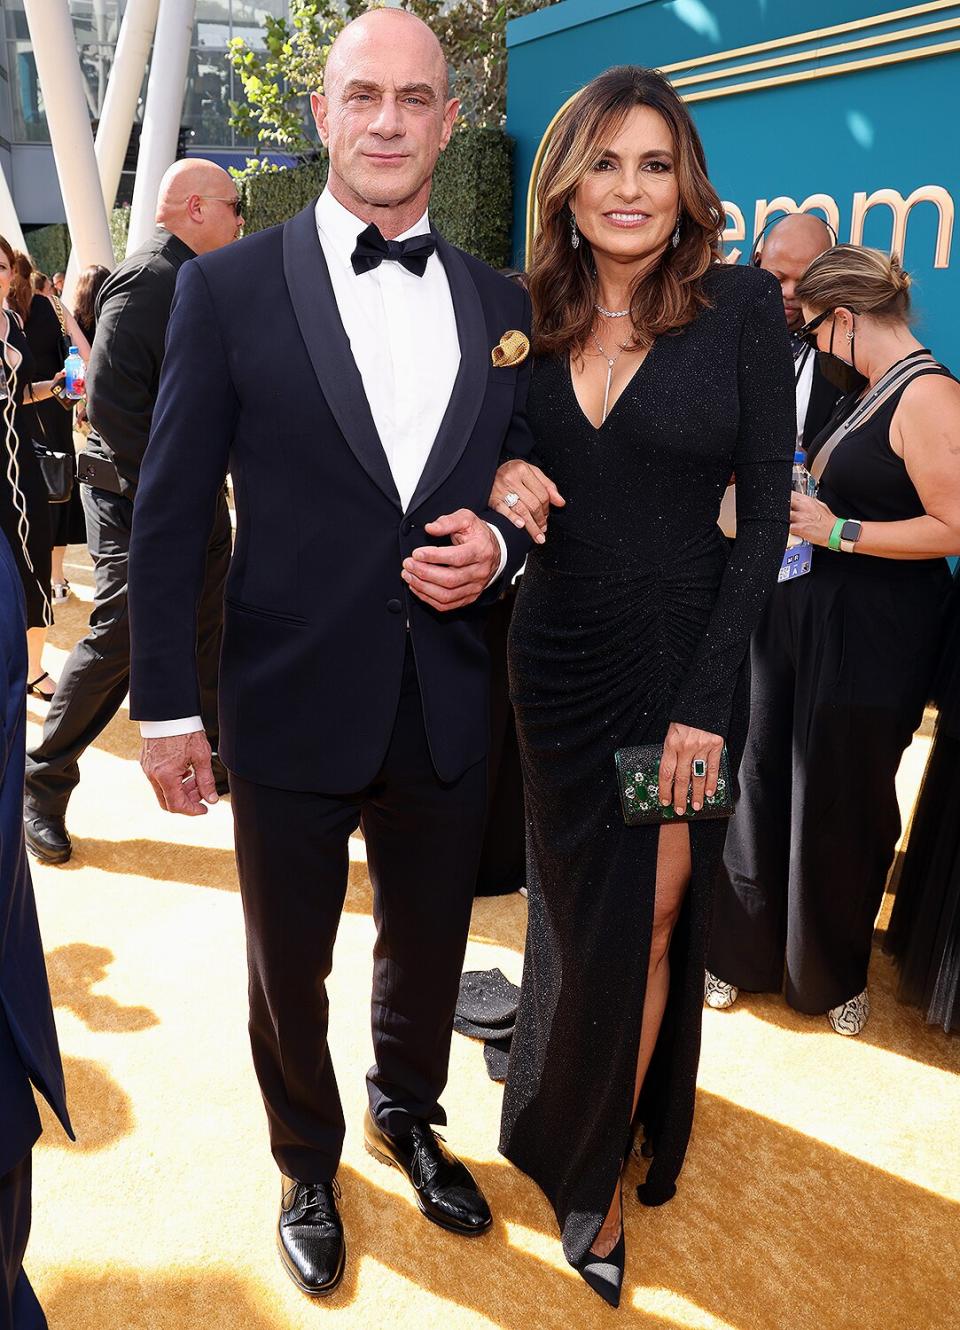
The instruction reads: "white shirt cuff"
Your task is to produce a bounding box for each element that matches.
[484,522,508,589]
[139,715,204,738]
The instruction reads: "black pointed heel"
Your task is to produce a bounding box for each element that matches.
[575,1228,625,1309]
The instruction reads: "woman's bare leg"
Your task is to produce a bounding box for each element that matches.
[591,822,691,1256]
[51,546,66,585]
[26,627,56,696]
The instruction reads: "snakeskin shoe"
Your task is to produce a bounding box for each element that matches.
[827,988,870,1036]
[704,971,739,1010]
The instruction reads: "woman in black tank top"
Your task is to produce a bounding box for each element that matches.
[706,245,960,1036]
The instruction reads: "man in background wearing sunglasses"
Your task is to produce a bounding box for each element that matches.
[754,212,846,450]
[24,159,243,866]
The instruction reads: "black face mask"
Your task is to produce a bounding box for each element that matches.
[816,351,866,394]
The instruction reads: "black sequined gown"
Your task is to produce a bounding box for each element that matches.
[499,264,795,1267]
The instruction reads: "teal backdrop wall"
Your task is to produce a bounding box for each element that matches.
[506,0,960,363]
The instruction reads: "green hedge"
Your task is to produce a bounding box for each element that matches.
[24,222,70,276]
[239,159,329,238]
[22,209,128,274]
[109,205,130,263]
[239,127,513,268]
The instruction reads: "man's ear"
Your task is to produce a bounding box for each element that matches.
[438,97,460,151]
[311,91,329,146]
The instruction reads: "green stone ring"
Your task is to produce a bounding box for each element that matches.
[692,758,707,779]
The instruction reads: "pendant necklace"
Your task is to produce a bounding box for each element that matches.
[590,329,628,424]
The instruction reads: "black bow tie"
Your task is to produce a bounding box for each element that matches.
[351,223,436,278]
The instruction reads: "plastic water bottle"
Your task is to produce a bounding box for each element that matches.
[64,346,85,400]
[792,448,816,497]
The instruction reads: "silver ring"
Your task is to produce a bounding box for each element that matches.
[504,491,520,509]
[692,758,707,779]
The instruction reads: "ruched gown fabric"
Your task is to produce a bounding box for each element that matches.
[499,264,795,1266]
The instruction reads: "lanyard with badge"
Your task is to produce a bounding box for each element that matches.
[779,342,816,583]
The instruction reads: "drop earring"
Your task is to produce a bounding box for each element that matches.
[671,215,682,248]
[570,214,580,250]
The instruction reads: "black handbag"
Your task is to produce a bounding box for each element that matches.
[32,440,74,503]
[31,411,74,503]
[614,743,734,825]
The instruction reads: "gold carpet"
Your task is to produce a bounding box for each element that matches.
[22,549,960,1330]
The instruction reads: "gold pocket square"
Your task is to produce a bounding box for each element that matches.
[491,330,530,368]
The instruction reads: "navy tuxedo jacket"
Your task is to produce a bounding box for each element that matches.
[128,201,534,791]
[0,534,71,1176]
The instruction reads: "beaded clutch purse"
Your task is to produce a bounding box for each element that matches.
[614,743,734,826]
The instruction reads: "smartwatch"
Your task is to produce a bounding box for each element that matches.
[839,519,862,554]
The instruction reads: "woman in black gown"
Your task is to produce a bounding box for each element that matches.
[13,252,91,606]
[707,247,960,1035]
[490,68,794,1305]
[0,236,64,693]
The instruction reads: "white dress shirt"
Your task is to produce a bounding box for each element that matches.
[795,342,816,448]
[141,188,506,739]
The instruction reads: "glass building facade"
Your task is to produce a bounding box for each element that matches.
[2,0,289,151]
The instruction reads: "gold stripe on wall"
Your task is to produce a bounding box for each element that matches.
[523,11,960,264]
[670,16,960,89]
[682,36,960,101]
[658,0,958,75]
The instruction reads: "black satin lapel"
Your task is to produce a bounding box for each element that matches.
[282,203,401,508]
[407,235,488,514]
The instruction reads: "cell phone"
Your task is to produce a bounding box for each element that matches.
[76,451,123,494]
[50,381,77,410]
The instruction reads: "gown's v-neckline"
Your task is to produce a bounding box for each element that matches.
[568,341,657,432]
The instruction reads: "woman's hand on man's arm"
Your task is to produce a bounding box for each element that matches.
[490,459,565,544]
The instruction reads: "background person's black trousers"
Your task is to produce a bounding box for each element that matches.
[24,485,231,822]
[228,643,487,1185]
[0,1155,44,1330]
[709,558,947,1014]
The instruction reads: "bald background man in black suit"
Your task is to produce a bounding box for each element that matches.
[755,212,846,448]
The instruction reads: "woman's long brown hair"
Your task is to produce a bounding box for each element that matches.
[7,249,34,324]
[73,264,111,339]
[529,66,724,357]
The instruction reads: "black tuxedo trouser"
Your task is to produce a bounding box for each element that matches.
[0,1155,44,1330]
[229,642,487,1184]
[24,486,230,822]
[475,587,525,896]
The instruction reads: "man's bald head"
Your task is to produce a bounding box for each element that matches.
[155,158,244,255]
[758,212,835,330]
[311,6,458,237]
[324,8,449,101]
[762,213,834,267]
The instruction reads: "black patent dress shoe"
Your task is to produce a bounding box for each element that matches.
[363,1108,492,1235]
[277,1176,346,1297]
[24,816,72,865]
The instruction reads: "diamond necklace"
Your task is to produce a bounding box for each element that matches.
[595,302,631,318]
[590,330,629,424]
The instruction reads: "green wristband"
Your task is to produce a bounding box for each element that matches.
[827,518,846,551]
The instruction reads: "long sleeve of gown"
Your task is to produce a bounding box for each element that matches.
[671,272,795,738]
